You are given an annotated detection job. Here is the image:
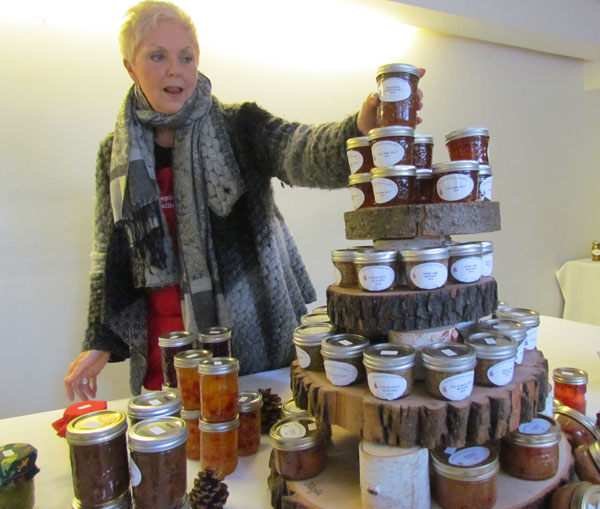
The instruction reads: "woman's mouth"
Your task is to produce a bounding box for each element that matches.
[164,86,183,95]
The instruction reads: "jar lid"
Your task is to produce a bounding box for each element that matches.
[445,127,489,143]
[416,168,433,178]
[481,241,493,254]
[552,367,588,385]
[0,443,40,487]
[282,398,311,419]
[158,330,194,348]
[478,318,527,342]
[368,126,415,141]
[180,409,201,420]
[503,415,561,447]
[197,326,231,343]
[414,134,433,144]
[371,165,417,178]
[496,301,509,312]
[312,305,328,314]
[198,416,240,433]
[269,416,323,451]
[447,242,483,257]
[432,160,480,174]
[421,342,477,371]
[239,391,263,412]
[466,331,517,360]
[363,343,416,370]
[478,164,492,176]
[376,63,420,79]
[348,172,372,185]
[346,136,370,150]
[293,323,334,346]
[399,246,449,262]
[321,333,369,359]
[496,307,540,328]
[588,442,600,472]
[174,349,212,368]
[72,491,132,509]
[353,250,398,264]
[197,357,240,375]
[571,482,600,508]
[430,445,499,481]
[301,312,331,326]
[127,390,182,420]
[128,416,188,453]
[553,405,600,440]
[66,410,127,446]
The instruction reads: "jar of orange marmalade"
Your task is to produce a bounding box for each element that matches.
[198,358,239,423]
[553,367,588,414]
[375,63,421,128]
[199,416,239,476]
[238,391,263,456]
[346,136,373,174]
[348,172,375,210]
[174,349,211,411]
[445,127,490,164]
[180,409,200,461]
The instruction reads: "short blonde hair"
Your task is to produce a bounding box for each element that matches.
[119,1,199,62]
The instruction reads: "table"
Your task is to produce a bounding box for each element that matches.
[1,316,598,509]
[556,258,600,326]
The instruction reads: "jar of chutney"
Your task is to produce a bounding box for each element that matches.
[174,349,211,411]
[198,357,239,423]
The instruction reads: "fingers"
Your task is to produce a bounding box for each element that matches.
[63,350,109,401]
[357,92,379,135]
[418,68,426,79]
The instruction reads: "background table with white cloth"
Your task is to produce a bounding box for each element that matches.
[556,258,600,326]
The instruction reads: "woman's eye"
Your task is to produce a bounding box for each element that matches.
[150,53,164,62]
[181,55,193,64]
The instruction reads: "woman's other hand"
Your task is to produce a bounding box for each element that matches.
[63,350,110,401]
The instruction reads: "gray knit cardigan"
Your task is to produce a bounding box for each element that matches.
[82,101,360,394]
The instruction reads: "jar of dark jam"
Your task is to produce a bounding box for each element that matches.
[551,481,600,509]
[371,165,416,206]
[466,331,517,387]
[293,323,334,372]
[346,136,373,174]
[199,416,239,475]
[158,331,195,388]
[198,357,239,423]
[554,405,600,448]
[128,417,188,509]
[496,307,540,351]
[431,444,499,509]
[238,391,263,457]
[400,247,449,291]
[354,250,399,292]
[432,161,480,203]
[478,165,493,201]
[445,127,490,164]
[0,443,40,509]
[553,367,588,414]
[174,349,211,411]
[481,241,493,277]
[413,134,433,168]
[72,491,131,508]
[415,168,433,203]
[375,63,421,128]
[447,242,483,284]
[477,318,527,365]
[300,312,331,326]
[348,172,375,210]
[321,333,369,386]
[363,343,415,400]
[574,441,600,484]
[369,126,414,167]
[180,409,200,461]
[127,390,182,425]
[66,410,130,508]
[197,326,232,358]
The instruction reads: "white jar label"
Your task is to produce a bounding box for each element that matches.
[519,418,551,435]
[367,372,408,400]
[524,326,539,350]
[379,76,412,102]
[347,149,363,173]
[296,346,311,369]
[334,266,343,285]
[372,177,398,204]
[480,176,493,200]
[436,174,474,201]
[593,249,600,256]
[129,457,142,487]
[450,256,482,283]
[324,359,358,386]
[358,265,395,291]
[516,343,524,364]
[449,446,490,466]
[481,253,493,276]
[439,371,474,401]
[372,140,405,166]
[410,262,447,289]
[487,358,515,386]
[350,186,365,210]
[279,421,307,438]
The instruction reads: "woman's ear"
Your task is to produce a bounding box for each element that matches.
[123,59,137,83]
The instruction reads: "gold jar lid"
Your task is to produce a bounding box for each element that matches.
[371,165,416,179]
[127,390,182,420]
[478,318,527,342]
[466,331,517,360]
[238,391,263,413]
[553,405,600,441]
[321,333,369,359]
[414,134,433,144]
[496,307,540,328]
[553,367,588,385]
[158,330,194,348]
[346,136,370,150]
[197,326,231,344]
[368,126,415,141]
[503,414,560,447]
[66,410,127,446]
[431,444,499,481]
[128,416,188,453]
[300,312,331,326]
[198,416,240,433]
[421,342,476,372]
[400,246,448,262]
[354,250,398,264]
[447,242,483,257]
[432,160,479,174]
[282,399,311,419]
[445,127,489,143]
[571,482,600,508]
[363,343,416,371]
[376,63,420,79]
[197,357,240,375]
[293,323,334,347]
[348,172,372,185]
[173,349,212,368]
[269,416,322,452]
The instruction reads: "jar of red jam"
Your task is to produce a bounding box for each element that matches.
[445,127,490,164]
[293,323,333,372]
[180,409,200,461]
[478,165,493,201]
[496,307,540,351]
[431,444,499,509]
[554,405,600,448]
[422,343,476,401]
[375,63,421,128]
[199,416,239,475]
[238,391,263,456]
[500,414,561,480]
[158,331,195,388]
[127,390,182,425]
[447,242,483,284]
[369,126,414,168]
[348,172,375,210]
[551,482,600,509]
[363,343,415,400]
[321,333,369,386]
[553,367,588,414]
[197,326,232,358]
[300,312,331,326]
[477,318,527,365]
[432,161,480,203]
[400,247,449,291]
[346,136,373,174]
[466,331,516,387]
[413,134,433,168]
[198,357,239,423]
[415,168,433,203]
[481,241,493,277]
[128,416,188,509]
[354,250,399,292]
[174,349,211,411]
[371,165,416,206]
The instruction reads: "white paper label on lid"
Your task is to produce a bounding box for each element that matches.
[295,346,311,369]
[519,418,551,435]
[148,399,162,406]
[493,324,510,330]
[2,449,15,458]
[436,173,474,201]
[324,360,358,386]
[409,262,447,290]
[279,421,306,439]
[450,256,482,283]
[129,457,142,487]
[308,423,317,432]
[441,349,457,357]
[349,186,365,211]
[439,371,474,401]
[358,265,395,292]
[367,372,408,400]
[487,358,515,386]
[339,340,353,346]
[372,177,399,204]
[480,176,493,200]
[149,426,166,436]
[483,337,497,345]
[482,253,494,276]
[379,76,412,102]
[372,140,405,166]
[347,150,364,173]
[449,446,490,466]
[77,404,93,410]
[381,350,397,356]
[524,326,539,350]
[239,396,250,403]
[82,419,103,429]
[563,370,574,375]
[214,361,223,365]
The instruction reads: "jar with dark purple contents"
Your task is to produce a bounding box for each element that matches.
[432,161,480,203]
[445,127,490,164]
[158,331,195,388]
[415,168,433,203]
[371,165,416,206]
[346,136,373,174]
[478,165,493,201]
[348,172,375,210]
[197,326,232,358]
[375,63,421,128]
[413,134,433,168]
[368,126,414,168]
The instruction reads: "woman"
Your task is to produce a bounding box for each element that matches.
[63,0,423,400]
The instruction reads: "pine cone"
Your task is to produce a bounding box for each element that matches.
[259,387,282,434]
[189,467,229,509]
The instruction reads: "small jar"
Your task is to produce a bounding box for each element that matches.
[127,390,182,425]
[197,326,232,358]
[300,312,331,326]
[199,416,239,475]
[128,417,188,509]
[413,134,434,168]
[348,172,375,210]
[447,242,483,284]
[496,307,540,351]
[282,399,311,419]
[431,444,499,509]
[574,441,600,484]
[292,323,334,372]
[415,168,433,203]
[445,127,490,164]
[198,357,239,423]
[375,63,421,128]
[593,241,600,261]
[354,250,399,292]
[158,331,195,388]
[481,241,493,277]
[66,410,130,508]
[346,136,373,174]
[332,248,358,287]
[500,414,561,480]
[551,482,600,509]
[369,126,415,167]
[174,349,212,411]
[0,443,39,509]
[371,165,416,206]
[270,416,327,480]
[477,318,527,365]
[363,343,416,400]
[421,343,476,401]
[400,247,449,291]
[321,333,369,386]
[553,368,588,414]
[432,161,480,203]
[180,409,200,461]
[467,331,517,387]
[554,405,600,448]
[478,165,493,201]
[238,392,263,456]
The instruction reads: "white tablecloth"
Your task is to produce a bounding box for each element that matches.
[556,258,600,326]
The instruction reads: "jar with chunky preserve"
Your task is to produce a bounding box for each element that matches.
[300,312,331,326]
[127,390,182,425]
[66,410,130,508]
[495,307,540,351]
[413,134,434,168]
[574,441,600,484]
[197,326,232,358]
[348,172,375,210]
[270,416,327,480]
[375,63,421,128]
[400,247,449,291]
[500,414,561,480]
[354,250,399,292]
[481,241,493,277]
[554,405,600,448]
[431,444,499,509]
[199,416,239,475]
[174,349,211,411]
[346,136,373,174]
[553,368,588,414]
[363,343,416,400]
[371,165,416,206]
[293,323,333,372]
[477,318,527,365]
[128,417,188,509]
[158,331,195,388]
[198,357,239,423]
[422,343,476,401]
[478,165,493,201]
[447,242,483,284]
[0,443,40,509]
[321,333,369,386]
[332,248,357,287]
[551,481,600,509]
[432,161,480,203]
[415,168,433,203]
[369,126,415,167]
[466,331,517,387]
[445,127,490,164]
[238,391,262,456]
[180,409,200,461]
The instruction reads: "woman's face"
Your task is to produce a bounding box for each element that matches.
[124,20,199,114]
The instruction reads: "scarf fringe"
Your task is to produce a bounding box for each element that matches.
[122,202,167,271]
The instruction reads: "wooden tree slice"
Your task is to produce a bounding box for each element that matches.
[327,277,497,335]
[291,350,548,449]
[344,201,501,240]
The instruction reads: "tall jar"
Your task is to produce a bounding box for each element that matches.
[127,390,182,425]
[180,409,200,461]
[371,165,416,206]
[477,318,527,365]
[238,392,263,456]
[432,161,479,203]
[400,247,449,291]
[321,333,369,386]
[553,368,588,414]
[332,248,365,288]
[128,417,188,509]
[348,172,375,210]
[174,349,211,411]
[413,134,434,168]
[445,127,490,164]
[199,416,239,475]
[495,307,540,351]
[421,343,476,401]
[0,443,40,509]
[158,331,195,388]
[478,165,493,201]
[447,242,483,284]
[354,250,399,292]
[363,343,415,400]
[198,357,239,423]
[369,126,415,167]
[197,326,232,357]
[481,241,494,277]
[466,331,517,387]
[346,136,373,174]
[375,63,421,128]
[292,323,334,372]
[415,168,433,203]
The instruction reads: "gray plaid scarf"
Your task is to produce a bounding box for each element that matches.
[109,72,243,331]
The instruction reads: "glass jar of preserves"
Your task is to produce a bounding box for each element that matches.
[292,323,334,372]
[180,409,200,461]
[128,416,188,509]
[445,127,490,164]
[238,391,263,456]
[321,333,369,386]
[500,414,560,480]
[270,416,327,480]
[66,410,130,508]
[198,357,239,423]
[551,481,600,509]
[363,343,415,400]
[447,242,483,284]
[430,444,499,509]
[332,247,376,288]
[495,307,540,350]
[466,331,517,387]
[415,168,433,203]
[346,136,373,174]
[554,405,600,448]
[553,367,588,414]
[348,172,375,210]
[72,491,131,508]
[413,134,433,168]
[481,241,493,277]
[400,247,449,291]
[477,318,527,365]
[369,126,415,167]
[0,443,39,509]
[197,326,232,358]
[300,312,331,326]
[127,390,182,425]
[477,165,493,201]
[371,165,416,206]
[421,343,476,401]
[158,331,195,388]
[282,399,310,419]
[199,416,239,475]
[174,349,211,411]
[375,63,421,128]
[574,441,600,484]
[354,250,399,292]
[432,161,480,203]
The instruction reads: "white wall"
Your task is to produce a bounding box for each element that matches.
[1,0,599,418]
